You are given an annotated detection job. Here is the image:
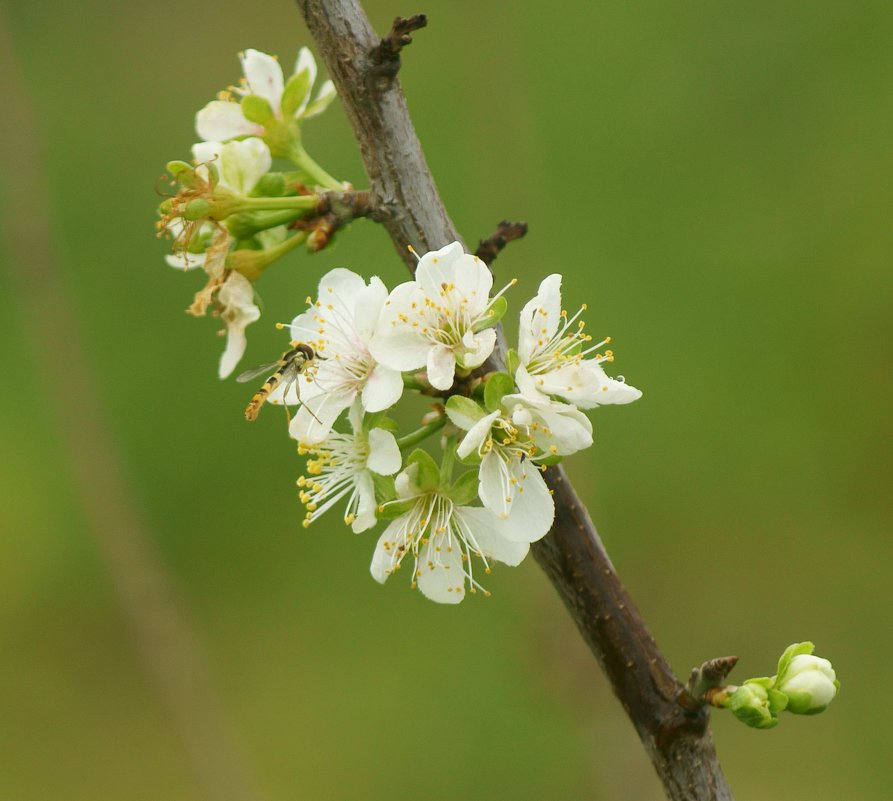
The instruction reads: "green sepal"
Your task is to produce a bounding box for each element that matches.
[372,473,397,506]
[254,172,286,197]
[448,469,479,506]
[183,199,213,221]
[406,449,440,492]
[445,395,487,431]
[363,410,399,433]
[506,347,521,378]
[484,372,516,413]
[376,496,415,520]
[535,454,562,467]
[281,69,313,118]
[472,295,508,332]
[166,160,196,184]
[766,688,789,715]
[241,94,275,125]
[775,642,815,687]
[301,88,336,119]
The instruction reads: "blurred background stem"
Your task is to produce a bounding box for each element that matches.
[0,15,267,801]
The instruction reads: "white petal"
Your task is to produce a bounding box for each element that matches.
[370,518,408,584]
[361,363,403,413]
[216,138,271,195]
[289,307,321,347]
[426,344,456,390]
[455,507,530,567]
[301,80,336,119]
[219,327,247,379]
[291,47,318,117]
[415,242,466,299]
[369,328,430,372]
[366,428,401,475]
[578,362,643,408]
[456,410,499,458]
[500,461,553,542]
[478,450,511,518]
[195,101,262,142]
[351,470,378,533]
[452,254,494,316]
[417,537,466,604]
[351,276,389,340]
[288,387,352,444]
[459,328,496,369]
[318,267,367,304]
[518,273,562,363]
[240,49,285,114]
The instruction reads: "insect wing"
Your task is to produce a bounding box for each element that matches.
[235,360,282,384]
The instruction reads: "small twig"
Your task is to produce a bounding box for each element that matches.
[684,656,740,707]
[290,189,383,250]
[370,14,428,79]
[475,220,528,267]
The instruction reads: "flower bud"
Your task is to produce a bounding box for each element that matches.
[776,654,839,715]
[727,681,786,729]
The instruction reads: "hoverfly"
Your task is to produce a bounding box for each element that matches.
[236,342,317,422]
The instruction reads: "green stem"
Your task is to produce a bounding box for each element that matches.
[287,142,343,190]
[226,208,309,239]
[230,194,319,213]
[395,416,446,451]
[229,231,309,280]
[440,436,457,484]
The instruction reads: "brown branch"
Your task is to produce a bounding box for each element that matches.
[370,14,428,79]
[475,220,528,267]
[297,2,734,799]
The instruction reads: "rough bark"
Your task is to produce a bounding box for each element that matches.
[296,2,734,798]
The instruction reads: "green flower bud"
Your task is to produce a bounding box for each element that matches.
[728,681,785,729]
[253,172,287,197]
[776,655,839,715]
[183,198,214,221]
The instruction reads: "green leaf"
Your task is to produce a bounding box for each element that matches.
[241,94,275,125]
[506,347,521,378]
[445,395,487,431]
[484,372,516,412]
[406,449,440,492]
[376,496,415,520]
[775,642,815,686]
[372,473,397,505]
[473,295,507,332]
[448,469,480,506]
[281,69,312,118]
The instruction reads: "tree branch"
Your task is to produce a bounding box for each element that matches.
[296,3,734,798]
[475,219,528,267]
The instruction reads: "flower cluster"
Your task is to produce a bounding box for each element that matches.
[156,45,643,604]
[263,242,641,603]
[156,46,342,378]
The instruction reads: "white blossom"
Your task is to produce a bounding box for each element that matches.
[270,268,404,445]
[448,406,554,539]
[776,655,839,714]
[370,463,536,604]
[517,274,641,408]
[196,47,336,142]
[191,137,272,195]
[369,242,510,391]
[298,402,401,532]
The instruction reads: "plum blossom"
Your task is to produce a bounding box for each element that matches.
[270,268,404,444]
[370,242,511,391]
[298,401,401,533]
[447,401,554,539]
[196,47,336,143]
[370,462,537,604]
[517,274,641,408]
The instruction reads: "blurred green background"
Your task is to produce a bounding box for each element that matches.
[2,0,892,798]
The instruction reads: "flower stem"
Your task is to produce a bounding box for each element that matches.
[229,231,309,280]
[287,142,343,190]
[401,373,429,391]
[396,416,445,451]
[230,194,319,213]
